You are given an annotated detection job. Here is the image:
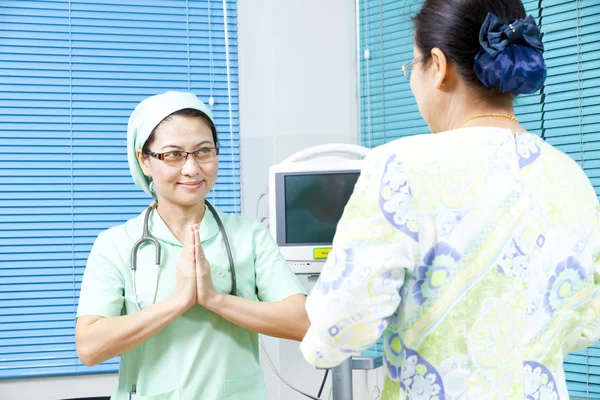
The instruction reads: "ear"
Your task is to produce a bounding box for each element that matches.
[136,148,152,177]
[430,47,449,90]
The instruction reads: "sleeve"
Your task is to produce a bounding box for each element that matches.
[300,148,419,368]
[565,205,600,352]
[253,220,308,302]
[76,231,126,319]
[573,269,600,351]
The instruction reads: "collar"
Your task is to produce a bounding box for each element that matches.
[141,204,221,247]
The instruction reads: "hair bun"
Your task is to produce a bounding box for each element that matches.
[474,13,547,94]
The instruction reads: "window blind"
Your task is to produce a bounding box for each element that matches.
[0,0,240,378]
[545,1,600,398]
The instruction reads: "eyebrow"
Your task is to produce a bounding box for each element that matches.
[160,141,214,150]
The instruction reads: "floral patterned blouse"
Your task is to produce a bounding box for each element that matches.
[300,127,600,399]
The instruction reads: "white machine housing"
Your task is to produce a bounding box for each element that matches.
[262,144,378,400]
[268,144,369,274]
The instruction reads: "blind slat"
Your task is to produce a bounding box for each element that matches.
[0,0,240,379]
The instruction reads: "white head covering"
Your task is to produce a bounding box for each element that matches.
[127,91,214,198]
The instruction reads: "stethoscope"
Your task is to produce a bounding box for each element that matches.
[130,199,237,312]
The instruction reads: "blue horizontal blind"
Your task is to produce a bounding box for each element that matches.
[513,0,546,136]
[359,0,427,147]
[358,0,426,366]
[566,343,600,399]
[541,0,600,197]
[0,0,240,379]
[359,0,600,398]
[358,0,543,145]
[546,1,600,398]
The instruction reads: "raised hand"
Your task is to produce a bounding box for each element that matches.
[194,225,219,306]
[173,224,198,311]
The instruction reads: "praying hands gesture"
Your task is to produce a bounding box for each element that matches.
[173,224,308,342]
[173,224,218,310]
[193,225,219,306]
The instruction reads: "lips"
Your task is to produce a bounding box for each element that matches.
[178,181,204,190]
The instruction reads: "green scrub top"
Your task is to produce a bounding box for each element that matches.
[76,205,307,400]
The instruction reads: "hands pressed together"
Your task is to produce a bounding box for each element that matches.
[170,223,309,342]
[174,224,219,311]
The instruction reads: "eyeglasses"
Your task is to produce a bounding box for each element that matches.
[401,55,424,80]
[145,147,219,167]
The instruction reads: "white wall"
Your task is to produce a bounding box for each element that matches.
[237,0,359,218]
[0,1,362,399]
[237,1,373,400]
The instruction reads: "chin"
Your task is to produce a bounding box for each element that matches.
[180,193,208,206]
[161,192,207,208]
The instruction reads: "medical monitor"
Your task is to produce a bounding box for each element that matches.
[269,160,363,274]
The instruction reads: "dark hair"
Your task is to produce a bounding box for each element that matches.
[414,0,532,96]
[142,108,218,154]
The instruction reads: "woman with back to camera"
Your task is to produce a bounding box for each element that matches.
[300,0,600,398]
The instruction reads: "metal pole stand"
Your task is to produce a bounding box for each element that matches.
[331,357,353,400]
[323,355,383,400]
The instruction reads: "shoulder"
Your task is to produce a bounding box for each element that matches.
[217,211,262,231]
[365,133,430,158]
[536,137,598,203]
[359,137,425,187]
[215,212,276,258]
[361,133,440,173]
[215,211,268,242]
[537,136,584,173]
[92,213,144,251]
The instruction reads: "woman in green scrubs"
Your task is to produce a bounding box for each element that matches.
[75,91,309,400]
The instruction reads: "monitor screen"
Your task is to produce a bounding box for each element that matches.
[283,172,360,245]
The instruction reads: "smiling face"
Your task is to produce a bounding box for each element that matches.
[136,114,218,208]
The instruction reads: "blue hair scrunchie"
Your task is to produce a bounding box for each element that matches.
[474,13,547,94]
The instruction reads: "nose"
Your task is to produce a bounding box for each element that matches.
[180,155,201,176]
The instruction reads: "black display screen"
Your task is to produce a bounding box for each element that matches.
[284,172,360,244]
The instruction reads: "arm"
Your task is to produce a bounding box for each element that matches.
[76,296,189,366]
[568,285,600,353]
[300,150,419,368]
[564,206,600,353]
[195,219,309,341]
[205,293,309,341]
[76,224,198,366]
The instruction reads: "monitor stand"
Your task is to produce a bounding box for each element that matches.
[318,355,383,400]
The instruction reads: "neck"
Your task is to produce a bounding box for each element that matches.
[440,88,517,132]
[155,197,206,243]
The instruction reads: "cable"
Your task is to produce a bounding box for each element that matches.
[317,369,329,397]
[255,189,323,400]
[256,189,269,229]
[370,382,381,400]
[259,337,324,400]
[370,367,381,400]
[576,0,584,169]
[256,192,268,219]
